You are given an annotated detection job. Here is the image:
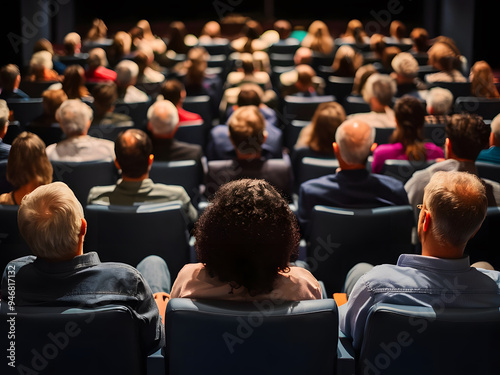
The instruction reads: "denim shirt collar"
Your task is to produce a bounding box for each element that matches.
[397,253,471,273]
[33,251,101,274]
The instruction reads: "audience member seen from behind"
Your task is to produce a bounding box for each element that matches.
[409,27,429,61]
[146,99,203,164]
[340,171,500,351]
[85,48,117,82]
[330,45,363,78]
[297,119,409,238]
[91,82,133,126]
[424,87,454,125]
[349,73,397,128]
[84,18,111,46]
[338,19,369,46]
[171,178,322,300]
[46,99,115,162]
[390,52,427,99]
[57,64,92,101]
[405,113,500,213]
[477,113,500,164]
[301,20,334,56]
[469,60,500,98]
[294,101,346,155]
[158,79,202,124]
[0,64,29,100]
[87,128,197,222]
[198,20,228,45]
[2,181,166,355]
[115,59,149,103]
[0,100,11,160]
[136,19,167,55]
[107,31,133,68]
[0,132,53,205]
[371,96,444,174]
[230,19,267,54]
[26,51,61,82]
[280,64,320,97]
[134,46,165,84]
[425,39,466,83]
[350,64,377,97]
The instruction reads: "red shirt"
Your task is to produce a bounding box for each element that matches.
[85,66,117,82]
[178,106,202,124]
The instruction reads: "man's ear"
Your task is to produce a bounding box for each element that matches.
[80,218,87,237]
[422,211,431,232]
[371,143,378,153]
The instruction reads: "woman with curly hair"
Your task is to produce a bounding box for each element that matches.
[371,96,444,174]
[170,179,322,300]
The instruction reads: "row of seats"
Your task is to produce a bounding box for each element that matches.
[2,298,499,374]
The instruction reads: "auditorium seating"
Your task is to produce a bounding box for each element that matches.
[353,303,500,374]
[6,98,44,127]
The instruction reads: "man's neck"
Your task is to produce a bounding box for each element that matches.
[121,174,148,182]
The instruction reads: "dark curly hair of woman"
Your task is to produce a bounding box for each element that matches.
[194,179,300,296]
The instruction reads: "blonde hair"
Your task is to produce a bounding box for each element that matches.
[18,182,84,260]
[424,171,487,247]
[228,105,266,155]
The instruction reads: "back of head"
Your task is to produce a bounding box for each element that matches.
[92,82,118,114]
[428,40,461,72]
[310,101,346,153]
[296,64,316,87]
[352,64,377,95]
[62,64,86,99]
[115,128,152,178]
[424,171,487,248]
[42,89,68,118]
[370,34,386,56]
[147,99,179,136]
[332,45,362,77]
[159,79,183,105]
[410,27,429,52]
[335,119,375,165]
[63,32,81,55]
[392,96,426,159]
[273,19,292,39]
[200,21,221,38]
[228,105,266,156]
[491,113,500,141]
[115,59,139,86]
[362,73,397,106]
[446,113,490,160]
[0,64,20,91]
[194,178,300,296]
[239,52,255,74]
[33,38,54,55]
[390,20,407,39]
[6,131,53,190]
[87,48,108,69]
[294,46,313,65]
[0,100,10,126]
[87,18,108,41]
[391,52,419,79]
[236,84,262,107]
[18,182,83,261]
[426,87,453,115]
[30,50,54,72]
[470,60,500,98]
[55,99,93,136]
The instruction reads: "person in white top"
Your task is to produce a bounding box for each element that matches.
[46,99,115,162]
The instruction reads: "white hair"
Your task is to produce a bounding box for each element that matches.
[0,99,9,126]
[426,87,453,115]
[489,113,500,139]
[55,99,93,136]
[30,50,54,70]
[115,59,139,85]
[147,100,179,135]
[18,182,84,260]
[362,73,397,105]
[88,48,108,68]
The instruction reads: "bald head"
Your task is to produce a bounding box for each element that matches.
[335,119,375,165]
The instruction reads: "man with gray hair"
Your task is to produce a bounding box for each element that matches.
[46,99,115,161]
[390,52,428,100]
[115,59,149,103]
[425,86,454,124]
[1,181,171,355]
[297,118,409,238]
[477,113,500,164]
[0,100,11,160]
[146,99,203,163]
[348,73,397,128]
[340,171,500,351]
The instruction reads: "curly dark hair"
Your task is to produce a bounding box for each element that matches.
[194,179,300,296]
[446,113,490,160]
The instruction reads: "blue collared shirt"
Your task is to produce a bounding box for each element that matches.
[339,254,500,350]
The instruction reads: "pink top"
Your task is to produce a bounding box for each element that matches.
[372,142,444,174]
[170,263,323,301]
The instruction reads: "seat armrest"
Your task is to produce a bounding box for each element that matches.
[337,332,356,375]
[147,349,165,375]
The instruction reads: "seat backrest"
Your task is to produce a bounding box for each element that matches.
[454,96,500,120]
[114,99,152,129]
[294,156,339,193]
[87,123,135,141]
[476,161,500,183]
[183,95,212,127]
[465,206,500,270]
[18,80,59,98]
[374,127,396,146]
[342,95,370,115]
[429,81,471,100]
[24,124,65,146]
[381,159,436,184]
[284,119,309,150]
[165,298,339,375]
[51,160,119,206]
[174,119,206,148]
[326,76,355,103]
[0,159,12,194]
[308,205,414,295]
[84,202,190,278]
[0,302,146,375]
[423,123,446,146]
[358,303,500,375]
[149,160,203,203]
[283,95,336,122]
[6,98,44,127]
[0,205,31,274]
